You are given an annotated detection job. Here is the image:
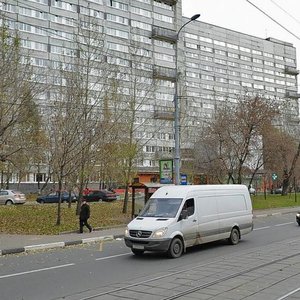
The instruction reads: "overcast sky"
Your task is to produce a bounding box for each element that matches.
[182,0,300,88]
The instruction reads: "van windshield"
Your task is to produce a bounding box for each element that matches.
[139,198,183,218]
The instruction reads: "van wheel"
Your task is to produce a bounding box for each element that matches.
[167,237,183,258]
[228,228,240,245]
[132,249,144,256]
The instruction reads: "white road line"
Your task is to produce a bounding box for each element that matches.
[0,263,75,279]
[254,221,295,231]
[253,226,271,231]
[274,222,295,227]
[95,253,131,261]
[276,287,300,300]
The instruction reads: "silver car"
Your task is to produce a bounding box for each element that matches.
[0,190,26,205]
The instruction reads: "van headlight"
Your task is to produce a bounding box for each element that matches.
[296,213,300,218]
[152,227,168,238]
[125,227,129,237]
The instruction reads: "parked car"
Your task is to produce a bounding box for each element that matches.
[249,187,256,195]
[296,212,300,226]
[36,191,77,204]
[274,187,282,194]
[83,190,118,202]
[0,189,26,205]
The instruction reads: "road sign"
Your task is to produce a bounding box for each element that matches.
[272,173,278,181]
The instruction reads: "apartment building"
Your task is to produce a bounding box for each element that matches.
[0,0,298,184]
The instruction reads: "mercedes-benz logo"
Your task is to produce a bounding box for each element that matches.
[137,230,143,237]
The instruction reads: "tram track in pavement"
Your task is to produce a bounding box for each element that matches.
[69,242,300,300]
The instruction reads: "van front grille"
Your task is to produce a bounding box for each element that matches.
[129,230,152,238]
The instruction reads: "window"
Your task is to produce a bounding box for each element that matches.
[227,43,238,50]
[186,42,197,49]
[241,82,252,87]
[285,57,294,64]
[253,58,262,64]
[110,0,128,10]
[186,52,199,58]
[252,49,262,55]
[240,55,251,61]
[264,52,273,58]
[264,61,274,67]
[240,46,250,53]
[131,20,151,30]
[52,0,77,12]
[106,14,128,25]
[275,55,284,60]
[228,52,239,58]
[264,69,274,75]
[185,33,197,40]
[199,36,212,43]
[132,7,151,17]
[133,34,152,44]
[154,0,172,10]
[106,28,128,39]
[153,13,173,23]
[182,198,195,216]
[200,45,213,53]
[254,84,264,89]
[253,75,263,81]
[107,42,128,53]
[154,39,173,48]
[215,49,226,56]
[214,40,225,47]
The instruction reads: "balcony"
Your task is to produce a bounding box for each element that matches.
[286,91,300,99]
[154,110,175,121]
[159,0,177,5]
[152,26,177,43]
[153,66,176,81]
[285,66,299,75]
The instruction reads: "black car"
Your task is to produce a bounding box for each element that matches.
[83,190,118,202]
[36,191,77,204]
[296,212,300,226]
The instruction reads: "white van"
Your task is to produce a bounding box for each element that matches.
[124,185,253,258]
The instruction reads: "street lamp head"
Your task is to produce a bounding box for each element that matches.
[190,14,200,21]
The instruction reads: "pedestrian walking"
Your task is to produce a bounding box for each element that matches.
[79,200,92,233]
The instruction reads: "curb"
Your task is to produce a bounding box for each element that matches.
[0,235,118,256]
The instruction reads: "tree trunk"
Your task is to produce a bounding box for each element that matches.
[56,179,62,225]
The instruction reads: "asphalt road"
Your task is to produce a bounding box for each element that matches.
[0,212,300,300]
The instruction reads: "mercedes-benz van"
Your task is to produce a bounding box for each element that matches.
[124,185,253,258]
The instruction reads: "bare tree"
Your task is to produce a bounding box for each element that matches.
[0,22,43,187]
[194,95,278,184]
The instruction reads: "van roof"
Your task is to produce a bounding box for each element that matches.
[151,184,248,199]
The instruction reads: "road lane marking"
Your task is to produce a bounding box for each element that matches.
[276,287,300,300]
[0,263,75,279]
[254,221,295,231]
[95,253,131,261]
[253,226,271,231]
[274,222,294,226]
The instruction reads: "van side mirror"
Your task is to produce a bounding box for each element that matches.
[180,209,188,220]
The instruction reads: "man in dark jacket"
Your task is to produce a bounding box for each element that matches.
[79,200,92,233]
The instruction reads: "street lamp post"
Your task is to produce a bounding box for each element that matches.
[174,14,200,185]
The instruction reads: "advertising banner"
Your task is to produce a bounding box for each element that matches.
[159,159,173,184]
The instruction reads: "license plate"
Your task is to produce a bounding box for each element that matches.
[132,244,144,250]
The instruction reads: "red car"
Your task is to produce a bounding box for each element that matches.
[83,190,118,202]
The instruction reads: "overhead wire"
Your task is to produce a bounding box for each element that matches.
[269,0,300,26]
[245,0,300,41]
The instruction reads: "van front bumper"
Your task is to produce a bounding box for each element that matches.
[124,237,172,252]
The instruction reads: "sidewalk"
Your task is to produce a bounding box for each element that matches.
[0,207,299,256]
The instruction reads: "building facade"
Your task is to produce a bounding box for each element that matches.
[0,0,299,184]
